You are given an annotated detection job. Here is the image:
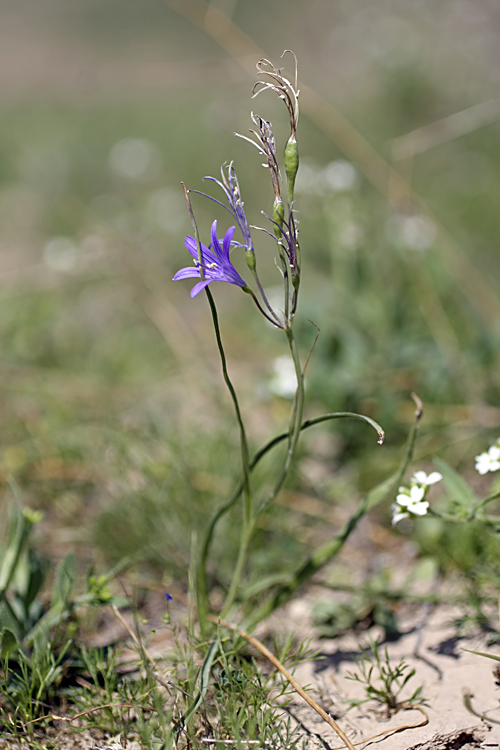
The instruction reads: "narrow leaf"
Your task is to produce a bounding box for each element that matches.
[0,505,26,597]
[181,640,219,727]
[463,648,500,663]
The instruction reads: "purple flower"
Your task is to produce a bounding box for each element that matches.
[173,220,247,298]
[164,592,173,602]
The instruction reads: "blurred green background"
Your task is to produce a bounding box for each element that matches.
[1,0,500,593]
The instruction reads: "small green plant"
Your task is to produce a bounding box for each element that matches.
[346,638,425,717]
[177,630,311,749]
[70,643,169,743]
[313,593,400,641]
[0,497,128,733]
[1,635,74,733]
[395,450,500,634]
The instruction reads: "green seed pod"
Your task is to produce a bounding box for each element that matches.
[245,249,256,274]
[284,139,299,205]
[273,198,285,239]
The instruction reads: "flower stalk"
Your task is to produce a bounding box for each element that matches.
[257,327,304,518]
[220,325,305,620]
[175,52,307,626]
[202,288,252,628]
[173,52,387,636]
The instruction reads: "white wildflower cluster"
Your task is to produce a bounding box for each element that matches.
[392,471,442,526]
[475,439,500,475]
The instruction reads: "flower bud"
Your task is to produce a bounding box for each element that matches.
[284,138,299,205]
[245,249,256,273]
[22,507,43,526]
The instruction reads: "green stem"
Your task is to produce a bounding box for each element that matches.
[252,272,282,327]
[245,491,374,630]
[243,397,423,631]
[201,288,252,629]
[198,410,384,624]
[431,509,500,526]
[220,526,252,620]
[277,246,290,324]
[244,287,283,328]
[219,327,304,618]
[257,326,305,517]
[205,288,251,521]
[474,489,500,512]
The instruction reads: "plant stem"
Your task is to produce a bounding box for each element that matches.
[220,326,304,618]
[245,491,375,630]
[220,525,253,619]
[198,410,384,621]
[244,397,423,630]
[205,288,252,522]
[257,326,305,517]
[201,289,252,628]
[475,490,500,512]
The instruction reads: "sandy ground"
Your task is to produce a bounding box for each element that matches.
[2,598,500,749]
[281,601,500,749]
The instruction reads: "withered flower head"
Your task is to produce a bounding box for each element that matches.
[252,51,299,142]
[235,114,281,203]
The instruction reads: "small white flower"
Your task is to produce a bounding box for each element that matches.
[397,485,425,507]
[407,498,429,516]
[391,504,409,526]
[475,452,491,475]
[475,442,500,475]
[393,484,429,524]
[412,470,442,487]
[489,445,500,461]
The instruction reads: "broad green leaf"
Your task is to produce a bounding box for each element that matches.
[28,600,67,641]
[434,457,477,513]
[0,601,22,640]
[24,548,46,609]
[0,627,18,660]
